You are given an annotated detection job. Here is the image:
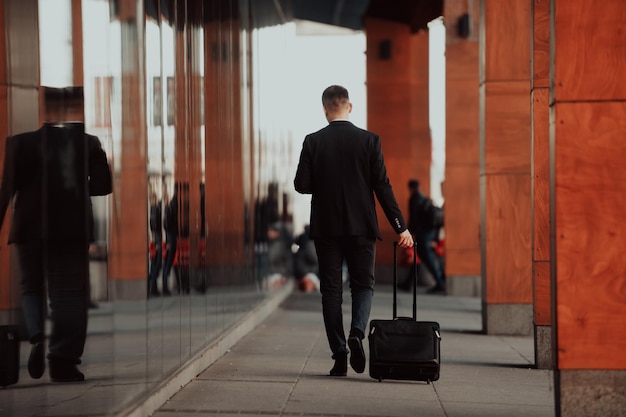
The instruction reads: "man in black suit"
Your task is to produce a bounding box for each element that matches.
[294,85,413,376]
[0,87,112,382]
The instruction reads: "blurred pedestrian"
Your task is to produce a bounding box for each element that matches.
[293,225,319,292]
[402,179,445,294]
[161,184,178,296]
[148,191,163,296]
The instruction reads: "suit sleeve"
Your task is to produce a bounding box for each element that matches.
[370,136,407,234]
[88,135,113,196]
[0,137,17,229]
[294,136,313,194]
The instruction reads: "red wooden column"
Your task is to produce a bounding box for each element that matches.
[203,13,246,283]
[443,0,481,296]
[531,0,552,369]
[71,0,83,86]
[551,0,626,414]
[365,18,430,269]
[0,0,40,324]
[480,0,533,335]
[108,1,149,299]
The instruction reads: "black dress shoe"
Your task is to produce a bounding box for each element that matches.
[329,354,347,377]
[49,360,85,383]
[28,341,45,379]
[348,336,366,374]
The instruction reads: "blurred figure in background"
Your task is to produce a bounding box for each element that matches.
[266,222,292,288]
[293,225,319,292]
[148,191,163,297]
[402,179,445,294]
[161,184,177,296]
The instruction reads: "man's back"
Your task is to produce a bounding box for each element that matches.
[0,123,109,243]
[295,120,380,239]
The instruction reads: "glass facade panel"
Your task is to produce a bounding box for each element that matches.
[0,0,297,415]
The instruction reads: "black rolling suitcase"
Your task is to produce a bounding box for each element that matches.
[0,325,20,387]
[368,242,441,383]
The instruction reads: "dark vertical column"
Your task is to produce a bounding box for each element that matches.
[480,0,533,335]
[551,0,626,414]
[444,0,481,296]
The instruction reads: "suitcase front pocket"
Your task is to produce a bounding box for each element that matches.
[369,320,440,364]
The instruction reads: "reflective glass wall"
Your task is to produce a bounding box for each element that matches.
[0,0,296,415]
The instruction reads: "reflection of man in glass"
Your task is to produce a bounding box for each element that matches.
[0,87,112,382]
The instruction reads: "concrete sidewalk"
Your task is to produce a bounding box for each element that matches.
[153,287,555,417]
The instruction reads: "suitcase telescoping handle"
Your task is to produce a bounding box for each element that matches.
[393,241,418,320]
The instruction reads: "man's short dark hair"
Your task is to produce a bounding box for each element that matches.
[322,85,349,110]
[408,179,420,189]
[42,86,84,107]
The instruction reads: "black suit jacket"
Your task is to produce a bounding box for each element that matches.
[294,120,407,240]
[0,123,112,244]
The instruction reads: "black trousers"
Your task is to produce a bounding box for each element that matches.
[314,236,376,359]
[17,241,89,363]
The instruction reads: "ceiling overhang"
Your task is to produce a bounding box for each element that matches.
[141,0,444,33]
[292,0,443,33]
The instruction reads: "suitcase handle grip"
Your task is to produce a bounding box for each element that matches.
[393,241,418,320]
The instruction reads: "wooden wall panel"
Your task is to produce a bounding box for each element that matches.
[554,0,626,101]
[483,0,531,81]
[555,101,626,368]
[408,31,430,184]
[532,88,550,261]
[445,0,481,282]
[532,0,552,348]
[446,78,479,166]
[533,0,550,88]
[485,174,532,304]
[445,165,480,276]
[534,260,550,325]
[484,81,531,175]
[366,18,413,86]
[446,75,480,277]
